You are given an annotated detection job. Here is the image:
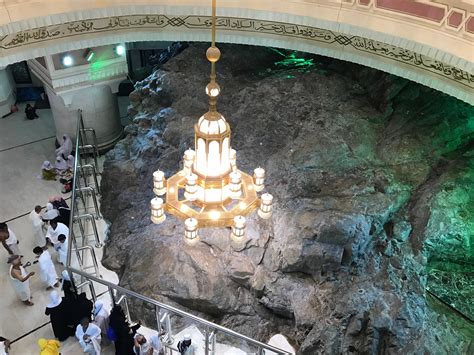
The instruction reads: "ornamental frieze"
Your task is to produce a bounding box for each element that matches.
[0,15,472,88]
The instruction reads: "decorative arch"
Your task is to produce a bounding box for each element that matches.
[0,1,472,104]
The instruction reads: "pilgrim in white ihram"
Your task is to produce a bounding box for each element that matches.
[9,262,31,301]
[76,319,101,355]
[37,250,58,288]
[29,208,46,247]
[46,222,69,245]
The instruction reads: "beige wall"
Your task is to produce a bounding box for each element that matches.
[0,1,472,103]
[0,1,471,65]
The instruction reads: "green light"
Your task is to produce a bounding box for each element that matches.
[86,51,94,62]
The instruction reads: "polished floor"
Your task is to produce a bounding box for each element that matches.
[0,101,129,354]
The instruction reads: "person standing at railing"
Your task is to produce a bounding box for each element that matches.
[134,332,165,355]
[76,317,102,355]
[93,300,111,346]
[109,305,142,355]
[177,334,195,355]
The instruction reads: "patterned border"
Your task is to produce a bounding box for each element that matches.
[0,15,472,89]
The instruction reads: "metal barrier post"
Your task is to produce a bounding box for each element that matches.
[76,187,102,219]
[209,330,216,355]
[160,312,173,345]
[74,214,102,247]
[108,286,116,305]
[79,145,99,171]
[78,164,100,193]
[74,246,101,278]
[117,295,131,322]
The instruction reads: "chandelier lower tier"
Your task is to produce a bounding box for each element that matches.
[150,0,272,245]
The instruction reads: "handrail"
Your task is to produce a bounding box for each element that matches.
[67,266,291,355]
[78,144,99,170]
[74,245,101,278]
[75,187,102,219]
[77,163,100,193]
[66,109,83,278]
[66,110,291,355]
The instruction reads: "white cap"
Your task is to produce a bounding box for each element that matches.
[183,334,191,341]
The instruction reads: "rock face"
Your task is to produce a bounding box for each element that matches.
[101,44,474,354]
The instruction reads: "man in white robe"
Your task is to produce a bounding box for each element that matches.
[46,220,69,246]
[0,223,20,256]
[8,255,35,306]
[55,234,68,265]
[29,205,46,248]
[33,247,59,289]
[177,334,195,355]
[76,317,101,355]
[134,333,164,355]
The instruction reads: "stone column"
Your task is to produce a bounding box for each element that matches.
[0,67,16,117]
[46,85,123,151]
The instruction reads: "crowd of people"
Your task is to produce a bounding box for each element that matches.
[41,134,74,193]
[0,131,199,354]
[1,195,178,354]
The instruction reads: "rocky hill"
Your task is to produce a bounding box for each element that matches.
[100,43,473,354]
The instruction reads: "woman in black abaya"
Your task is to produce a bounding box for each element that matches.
[45,290,74,341]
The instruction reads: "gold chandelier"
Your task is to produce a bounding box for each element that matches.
[150,0,273,245]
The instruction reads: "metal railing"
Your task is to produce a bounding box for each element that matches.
[66,110,291,355]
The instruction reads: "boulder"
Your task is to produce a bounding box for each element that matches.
[101,43,474,353]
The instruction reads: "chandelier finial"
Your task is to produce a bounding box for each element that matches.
[205,0,221,112]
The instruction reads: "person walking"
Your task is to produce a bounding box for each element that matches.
[8,255,34,306]
[29,206,47,249]
[75,317,102,355]
[38,338,60,355]
[33,247,59,290]
[0,223,20,256]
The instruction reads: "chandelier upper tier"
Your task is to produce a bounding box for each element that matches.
[150,0,273,245]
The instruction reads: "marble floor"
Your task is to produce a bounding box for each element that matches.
[0,100,128,354]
